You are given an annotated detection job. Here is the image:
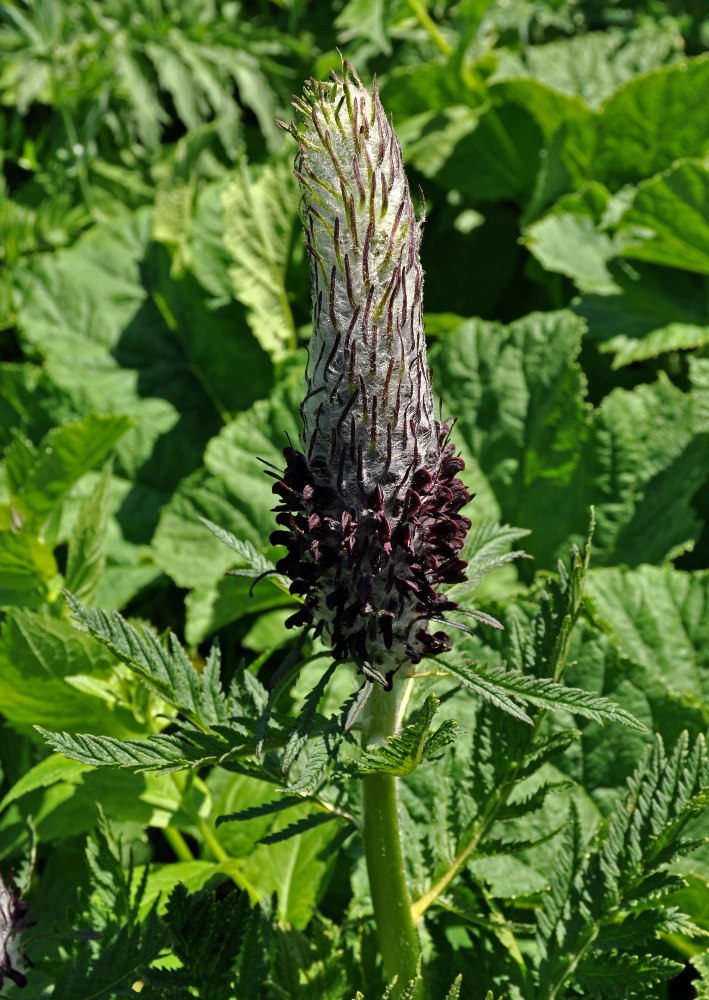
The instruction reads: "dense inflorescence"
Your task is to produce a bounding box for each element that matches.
[272,61,472,685]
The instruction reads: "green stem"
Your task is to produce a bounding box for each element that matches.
[170,772,230,863]
[163,825,194,862]
[361,678,421,999]
[196,815,229,863]
[405,0,452,55]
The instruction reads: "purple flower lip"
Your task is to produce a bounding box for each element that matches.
[272,60,473,684]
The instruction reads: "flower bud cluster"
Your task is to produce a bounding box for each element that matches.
[272,62,472,684]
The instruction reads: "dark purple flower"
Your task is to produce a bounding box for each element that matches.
[272,62,472,686]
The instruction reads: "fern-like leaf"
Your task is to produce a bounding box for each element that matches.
[199,516,289,589]
[343,695,463,776]
[63,592,229,727]
[258,810,342,846]
[348,976,470,1000]
[36,719,252,772]
[445,975,463,1000]
[216,795,303,827]
[255,629,311,759]
[535,732,709,1000]
[48,907,165,1000]
[692,951,709,999]
[459,521,531,591]
[281,661,338,774]
[574,950,683,998]
[435,658,644,730]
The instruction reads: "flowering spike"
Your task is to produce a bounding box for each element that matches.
[271,61,473,678]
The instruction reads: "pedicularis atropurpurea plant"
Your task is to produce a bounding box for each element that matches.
[273,61,477,992]
[272,63,472,682]
[23,60,709,1000]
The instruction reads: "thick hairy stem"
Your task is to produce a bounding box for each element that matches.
[361,677,422,999]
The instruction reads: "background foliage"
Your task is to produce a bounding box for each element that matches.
[2,0,709,997]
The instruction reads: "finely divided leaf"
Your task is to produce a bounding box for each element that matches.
[63,592,229,727]
[535,732,709,999]
[217,795,303,827]
[461,521,531,590]
[435,658,644,731]
[344,695,462,776]
[445,975,463,1000]
[281,661,339,775]
[574,951,682,998]
[199,515,287,588]
[259,810,341,846]
[255,629,311,759]
[36,721,251,772]
[49,908,165,1000]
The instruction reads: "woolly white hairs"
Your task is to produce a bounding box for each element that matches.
[285,62,437,507]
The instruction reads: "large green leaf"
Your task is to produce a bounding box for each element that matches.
[15,208,273,544]
[335,0,392,54]
[587,565,709,708]
[222,157,301,360]
[209,761,345,928]
[549,565,709,836]
[492,28,682,110]
[559,625,700,815]
[7,412,132,530]
[523,181,632,294]
[236,803,343,929]
[402,101,543,207]
[489,77,590,144]
[526,164,709,366]
[587,375,708,565]
[0,363,76,452]
[64,459,114,605]
[177,177,235,304]
[691,350,709,433]
[379,60,472,121]
[575,260,709,368]
[527,211,618,293]
[430,311,586,570]
[0,511,58,609]
[0,755,199,857]
[430,312,709,569]
[566,55,709,190]
[621,159,709,275]
[0,607,141,738]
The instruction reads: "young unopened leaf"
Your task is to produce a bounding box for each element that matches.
[345,695,462,776]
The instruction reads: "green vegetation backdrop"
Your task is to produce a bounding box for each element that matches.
[2,1,709,997]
